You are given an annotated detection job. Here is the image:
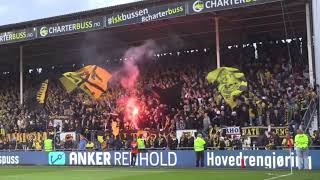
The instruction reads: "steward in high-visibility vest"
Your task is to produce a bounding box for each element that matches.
[295,129,310,170]
[194,133,206,167]
[137,135,146,152]
[44,138,53,152]
[295,132,309,150]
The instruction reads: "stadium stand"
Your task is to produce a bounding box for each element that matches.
[0,38,318,151]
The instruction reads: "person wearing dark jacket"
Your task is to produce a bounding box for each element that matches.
[168,134,178,150]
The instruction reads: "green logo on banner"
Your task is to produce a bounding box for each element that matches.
[193,0,205,12]
[40,26,49,37]
[48,152,66,165]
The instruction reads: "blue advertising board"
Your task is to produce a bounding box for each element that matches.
[1,150,319,169]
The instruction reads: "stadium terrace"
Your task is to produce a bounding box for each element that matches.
[0,0,320,179]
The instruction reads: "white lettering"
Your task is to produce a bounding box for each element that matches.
[229,156,235,166]
[168,152,177,166]
[256,156,264,167]
[249,156,255,166]
[103,152,111,165]
[88,152,95,165]
[272,152,276,169]
[96,152,103,166]
[139,153,149,166]
[149,152,159,166]
[114,152,121,165]
[236,152,243,166]
[215,156,221,166]
[265,156,272,168]
[277,156,284,167]
[78,152,87,165]
[69,152,77,165]
[221,156,228,166]
[243,156,248,166]
[160,152,167,166]
[207,152,214,166]
[122,152,129,166]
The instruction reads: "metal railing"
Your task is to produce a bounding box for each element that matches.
[302,99,318,133]
[1,145,320,152]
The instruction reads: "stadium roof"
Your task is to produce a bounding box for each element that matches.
[0,0,307,70]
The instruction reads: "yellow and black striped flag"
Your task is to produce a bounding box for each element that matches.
[36,79,49,104]
[59,65,112,99]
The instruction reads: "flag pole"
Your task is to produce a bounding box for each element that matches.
[289,147,293,174]
[287,136,293,175]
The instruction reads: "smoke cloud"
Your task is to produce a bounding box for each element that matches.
[113,39,160,130]
[114,39,159,90]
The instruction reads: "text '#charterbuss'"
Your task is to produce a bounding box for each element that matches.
[106,3,186,28]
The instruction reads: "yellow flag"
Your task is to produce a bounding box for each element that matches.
[59,72,83,93]
[60,65,112,99]
[36,79,49,104]
[79,65,112,99]
[207,67,247,108]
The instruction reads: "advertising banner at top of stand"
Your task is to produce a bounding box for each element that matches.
[36,16,104,38]
[0,28,36,45]
[188,0,282,14]
[105,2,186,28]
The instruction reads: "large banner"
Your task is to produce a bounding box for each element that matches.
[37,17,104,38]
[0,150,319,169]
[59,132,76,142]
[0,0,285,46]
[176,129,197,143]
[0,28,36,45]
[187,0,282,14]
[241,126,288,137]
[105,2,186,28]
[5,132,48,143]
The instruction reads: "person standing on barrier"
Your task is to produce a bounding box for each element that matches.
[194,133,206,167]
[295,129,311,170]
[131,138,139,167]
[44,135,53,152]
[137,135,146,153]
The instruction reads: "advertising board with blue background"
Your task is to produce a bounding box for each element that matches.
[1,150,319,169]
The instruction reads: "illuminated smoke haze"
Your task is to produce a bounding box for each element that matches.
[117,39,159,90]
[114,40,160,129]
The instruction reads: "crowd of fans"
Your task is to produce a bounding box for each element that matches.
[0,39,319,151]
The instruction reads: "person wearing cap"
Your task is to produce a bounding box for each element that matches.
[194,133,206,167]
[295,129,311,170]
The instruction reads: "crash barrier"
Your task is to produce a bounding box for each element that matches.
[0,150,319,169]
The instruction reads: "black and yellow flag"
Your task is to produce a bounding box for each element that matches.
[59,65,112,99]
[59,72,83,93]
[36,79,49,104]
[207,67,247,108]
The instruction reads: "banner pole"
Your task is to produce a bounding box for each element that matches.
[19,45,23,105]
[215,17,221,68]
